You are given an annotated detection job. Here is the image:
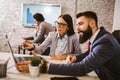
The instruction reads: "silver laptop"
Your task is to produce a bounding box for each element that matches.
[5,34,32,63]
[5,34,46,64]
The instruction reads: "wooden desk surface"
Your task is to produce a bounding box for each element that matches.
[0,52,100,80]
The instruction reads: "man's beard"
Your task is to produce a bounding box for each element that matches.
[79,26,92,44]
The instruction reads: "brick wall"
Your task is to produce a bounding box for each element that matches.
[0,0,115,53]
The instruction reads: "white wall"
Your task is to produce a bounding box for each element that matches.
[113,0,120,31]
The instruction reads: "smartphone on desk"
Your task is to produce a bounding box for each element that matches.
[50,77,79,80]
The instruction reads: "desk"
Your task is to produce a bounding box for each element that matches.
[0,52,100,80]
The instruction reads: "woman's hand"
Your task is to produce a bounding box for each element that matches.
[24,40,33,44]
[66,55,77,63]
[23,41,35,51]
[16,61,31,73]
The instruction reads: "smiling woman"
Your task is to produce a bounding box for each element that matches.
[22,14,81,60]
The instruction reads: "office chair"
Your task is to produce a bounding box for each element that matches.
[112,30,120,44]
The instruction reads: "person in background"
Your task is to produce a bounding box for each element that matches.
[16,11,120,80]
[21,14,81,60]
[23,13,54,44]
[20,13,54,54]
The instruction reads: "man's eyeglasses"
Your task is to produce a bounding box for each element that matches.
[55,21,68,28]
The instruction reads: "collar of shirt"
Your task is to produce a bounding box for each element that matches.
[89,28,100,44]
[56,34,68,40]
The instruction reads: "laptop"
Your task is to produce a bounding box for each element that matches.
[5,34,44,63]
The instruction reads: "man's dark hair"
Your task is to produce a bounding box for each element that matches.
[33,13,45,21]
[76,11,98,26]
[59,14,75,36]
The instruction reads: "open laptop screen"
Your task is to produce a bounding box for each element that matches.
[5,34,46,63]
[5,34,31,63]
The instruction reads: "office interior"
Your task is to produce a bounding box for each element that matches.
[0,0,120,59]
[0,0,120,80]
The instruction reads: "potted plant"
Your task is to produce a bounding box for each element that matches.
[30,56,41,66]
[29,55,41,77]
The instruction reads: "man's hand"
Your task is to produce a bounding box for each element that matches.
[16,61,31,73]
[23,37,34,41]
[51,55,67,60]
[16,59,49,73]
[66,55,77,63]
[23,37,27,40]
